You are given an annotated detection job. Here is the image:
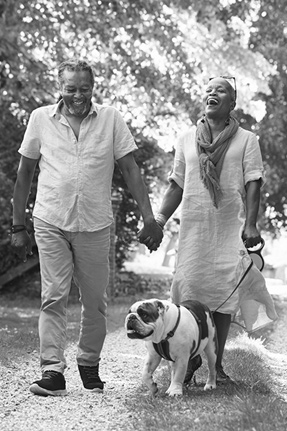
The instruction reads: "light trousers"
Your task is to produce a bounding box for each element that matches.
[34,217,110,374]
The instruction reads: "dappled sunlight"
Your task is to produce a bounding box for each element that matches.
[226,331,287,371]
[227,331,270,357]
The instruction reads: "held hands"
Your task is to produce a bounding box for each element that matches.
[138,218,163,252]
[11,230,33,262]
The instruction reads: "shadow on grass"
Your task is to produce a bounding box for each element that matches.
[121,331,287,431]
[123,363,287,431]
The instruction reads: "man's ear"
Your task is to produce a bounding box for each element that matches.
[230,101,236,111]
[57,81,63,94]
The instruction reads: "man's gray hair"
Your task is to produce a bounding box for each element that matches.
[58,60,95,87]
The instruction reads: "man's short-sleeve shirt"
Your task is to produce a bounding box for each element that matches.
[19,101,138,231]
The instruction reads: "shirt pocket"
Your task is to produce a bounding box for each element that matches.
[83,133,112,163]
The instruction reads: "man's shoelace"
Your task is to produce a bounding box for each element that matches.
[81,366,99,379]
[42,370,61,380]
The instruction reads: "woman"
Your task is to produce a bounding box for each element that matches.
[141,76,278,382]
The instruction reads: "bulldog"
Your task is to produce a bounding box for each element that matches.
[125,298,217,396]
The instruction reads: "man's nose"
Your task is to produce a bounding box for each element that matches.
[74,89,83,97]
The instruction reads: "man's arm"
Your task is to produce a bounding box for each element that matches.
[242,179,262,248]
[11,155,38,261]
[117,152,163,251]
[137,179,183,250]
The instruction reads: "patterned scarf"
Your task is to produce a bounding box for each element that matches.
[196,115,239,208]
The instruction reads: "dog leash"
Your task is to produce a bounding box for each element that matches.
[153,305,181,362]
[153,260,253,360]
[212,260,253,314]
[152,304,203,362]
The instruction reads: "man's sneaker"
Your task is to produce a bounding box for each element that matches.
[216,366,231,383]
[184,354,203,384]
[29,370,67,396]
[78,364,105,392]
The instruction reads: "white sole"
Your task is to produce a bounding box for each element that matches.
[29,383,67,396]
[83,387,104,393]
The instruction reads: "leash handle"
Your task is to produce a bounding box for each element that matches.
[245,238,265,272]
[213,260,253,314]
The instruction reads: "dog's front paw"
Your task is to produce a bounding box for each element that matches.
[166,383,183,396]
[204,382,216,391]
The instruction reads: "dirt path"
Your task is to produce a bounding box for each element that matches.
[0,329,147,431]
[0,287,286,430]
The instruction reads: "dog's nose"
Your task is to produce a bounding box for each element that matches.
[128,314,137,320]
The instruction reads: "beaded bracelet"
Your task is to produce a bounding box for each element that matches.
[155,213,167,230]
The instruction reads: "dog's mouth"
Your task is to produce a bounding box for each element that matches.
[126,328,154,339]
[126,317,155,339]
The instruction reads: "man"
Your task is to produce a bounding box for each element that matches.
[11,59,163,396]
[140,76,278,382]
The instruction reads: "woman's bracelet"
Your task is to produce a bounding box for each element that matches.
[11,225,27,234]
[155,213,167,230]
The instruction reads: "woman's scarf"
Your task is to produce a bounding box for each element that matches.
[196,114,239,208]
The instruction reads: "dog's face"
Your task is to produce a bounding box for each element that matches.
[125,299,167,340]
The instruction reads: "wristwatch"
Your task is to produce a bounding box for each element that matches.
[11,225,27,234]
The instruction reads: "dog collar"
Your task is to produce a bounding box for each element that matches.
[153,305,181,362]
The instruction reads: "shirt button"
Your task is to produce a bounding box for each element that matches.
[239,250,246,256]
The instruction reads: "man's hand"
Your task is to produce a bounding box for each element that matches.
[138,219,163,252]
[11,231,33,262]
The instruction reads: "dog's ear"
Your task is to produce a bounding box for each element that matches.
[155,300,166,315]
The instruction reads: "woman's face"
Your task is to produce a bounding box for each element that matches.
[203,78,235,120]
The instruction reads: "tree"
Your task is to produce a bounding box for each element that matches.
[248,0,287,233]
[0,0,194,272]
[211,0,287,233]
[1,0,285,274]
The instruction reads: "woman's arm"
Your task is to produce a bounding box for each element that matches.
[156,180,183,228]
[242,179,262,247]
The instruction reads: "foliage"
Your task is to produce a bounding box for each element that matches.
[1,0,287,274]
[248,0,287,234]
[212,0,287,233]
[1,0,184,273]
[113,270,172,297]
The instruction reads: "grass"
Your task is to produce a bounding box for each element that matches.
[124,331,287,431]
[1,270,287,431]
[122,308,287,431]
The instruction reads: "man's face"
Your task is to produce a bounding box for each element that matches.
[60,70,93,117]
[203,78,235,120]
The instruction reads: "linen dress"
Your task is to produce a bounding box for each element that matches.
[169,126,278,331]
